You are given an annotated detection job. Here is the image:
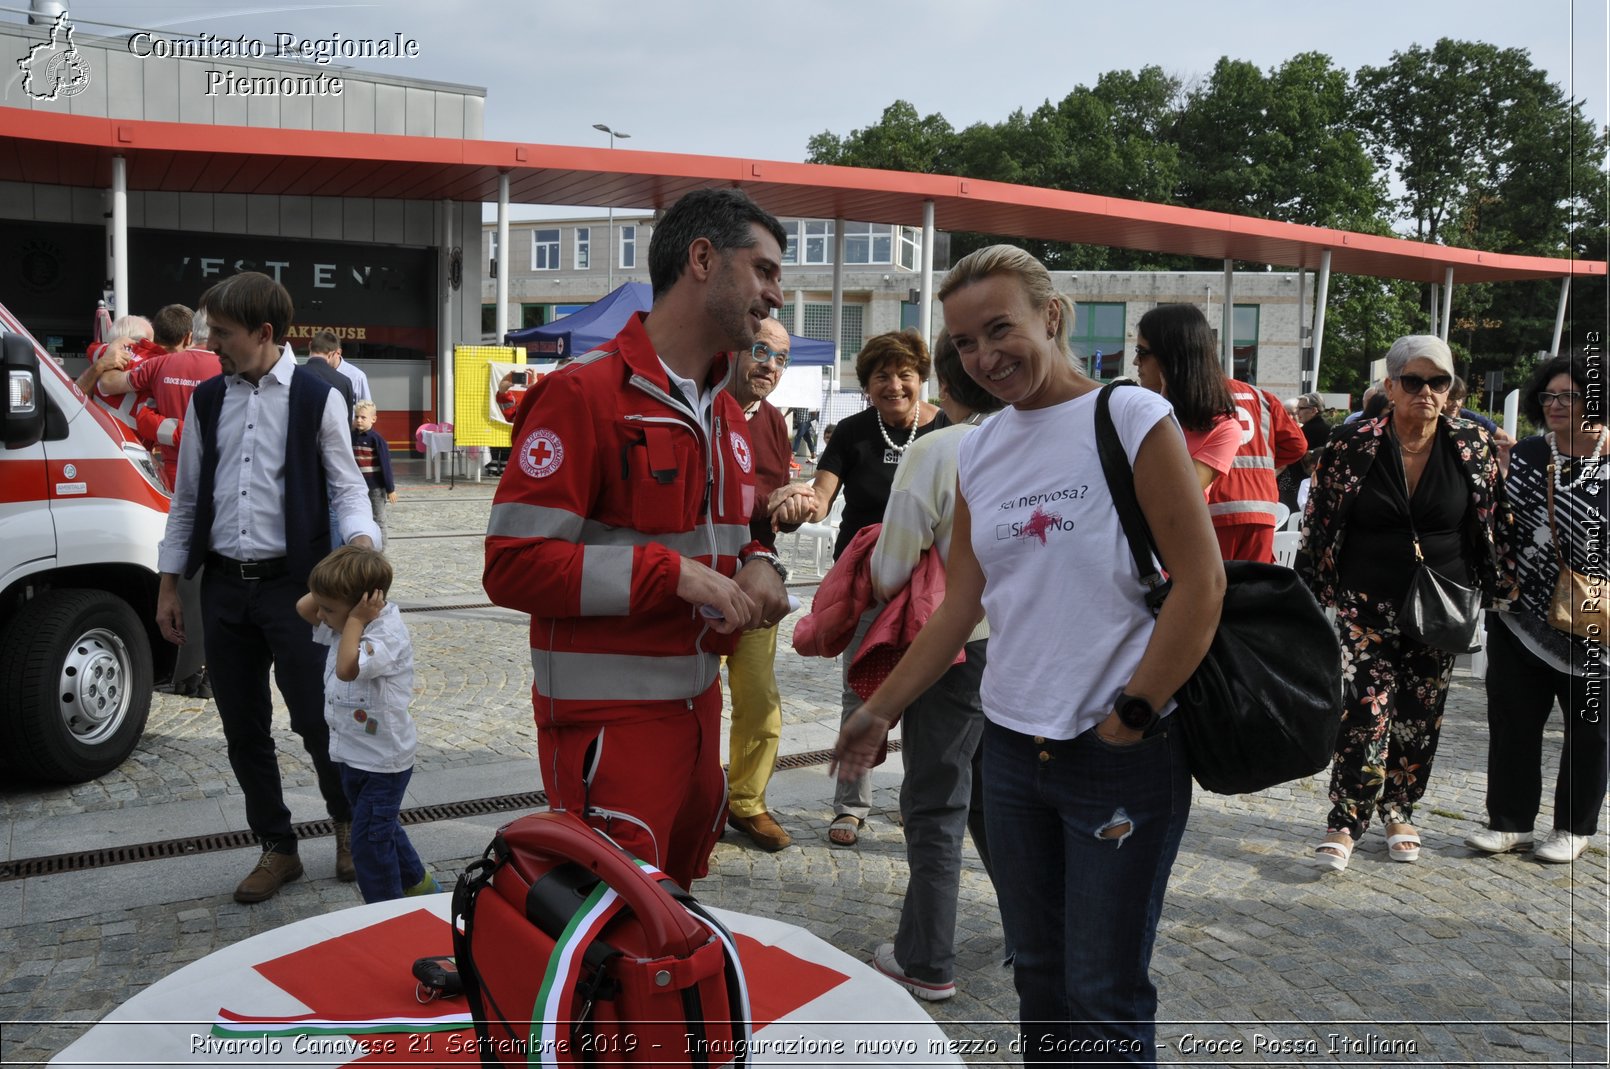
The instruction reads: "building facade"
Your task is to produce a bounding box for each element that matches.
[1,15,486,445]
[482,217,1314,400]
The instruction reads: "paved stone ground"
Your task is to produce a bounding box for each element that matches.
[2,465,1606,1066]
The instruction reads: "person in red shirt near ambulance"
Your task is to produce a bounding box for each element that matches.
[93,304,223,491]
[483,189,792,889]
[77,314,154,441]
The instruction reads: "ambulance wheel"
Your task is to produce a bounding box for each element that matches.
[0,589,152,783]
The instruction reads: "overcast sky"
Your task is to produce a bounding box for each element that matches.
[36,0,1610,218]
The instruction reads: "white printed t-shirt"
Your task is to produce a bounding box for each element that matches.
[957,385,1178,741]
[312,602,418,774]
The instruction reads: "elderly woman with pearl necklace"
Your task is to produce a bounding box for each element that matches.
[768,328,940,847]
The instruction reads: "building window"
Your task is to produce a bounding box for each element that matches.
[1071,302,1126,378]
[575,227,590,270]
[779,221,800,265]
[843,222,894,264]
[1233,304,1260,383]
[531,228,560,271]
[898,227,921,271]
[482,303,496,335]
[793,301,864,359]
[802,220,834,265]
[520,304,546,329]
[620,225,637,269]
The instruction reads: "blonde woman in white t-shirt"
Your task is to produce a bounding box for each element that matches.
[832,246,1224,1066]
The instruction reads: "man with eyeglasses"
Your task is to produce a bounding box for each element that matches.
[722,318,798,851]
[483,188,792,888]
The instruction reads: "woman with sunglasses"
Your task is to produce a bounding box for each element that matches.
[769,328,941,846]
[1130,305,1239,493]
[1297,335,1512,871]
[1467,353,1607,863]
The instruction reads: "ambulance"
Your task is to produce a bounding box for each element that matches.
[0,300,172,783]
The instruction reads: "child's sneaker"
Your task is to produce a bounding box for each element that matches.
[871,942,956,1001]
[404,873,441,896]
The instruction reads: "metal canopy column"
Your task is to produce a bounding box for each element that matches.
[1429,283,1440,337]
[1221,259,1234,375]
[111,156,127,318]
[495,173,510,343]
[1439,267,1454,342]
[440,199,454,423]
[1550,276,1571,357]
[1311,250,1332,391]
[831,217,845,379]
[920,200,935,347]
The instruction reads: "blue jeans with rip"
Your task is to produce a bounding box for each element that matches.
[339,764,426,903]
[983,718,1191,1066]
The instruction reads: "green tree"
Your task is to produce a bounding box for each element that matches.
[806,100,956,173]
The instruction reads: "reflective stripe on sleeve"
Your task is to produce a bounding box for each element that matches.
[487,502,586,541]
[531,649,718,702]
[1230,455,1275,469]
[579,544,633,615]
[157,417,180,447]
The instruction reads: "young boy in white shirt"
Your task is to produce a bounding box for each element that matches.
[297,546,436,902]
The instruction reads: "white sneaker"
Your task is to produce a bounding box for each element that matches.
[871,943,956,1002]
[1535,831,1590,863]
[1464,828,1534,854]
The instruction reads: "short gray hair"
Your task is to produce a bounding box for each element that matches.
[190,307,209,348]
[108,314,152,343]
[1299,391,1322,410]
[1384,335,1455,379]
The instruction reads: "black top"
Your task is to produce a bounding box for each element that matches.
[816,406,941,559]
[1337,432,1471,607]
[303,357,355,418]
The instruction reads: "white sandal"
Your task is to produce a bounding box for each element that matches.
[1386,831,1422,863]
[1314,837,1353,871]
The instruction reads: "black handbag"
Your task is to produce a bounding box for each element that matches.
[1392,440,1483,654]
[1094,383,1343,795]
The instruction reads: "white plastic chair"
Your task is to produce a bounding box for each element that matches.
[1286,507,1304,531]
[788,494,845,577]
[1271,501,1291,531]
[1272,530,1301,568]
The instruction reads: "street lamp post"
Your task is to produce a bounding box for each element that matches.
[592,123,630,293]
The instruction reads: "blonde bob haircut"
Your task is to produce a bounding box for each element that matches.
[937,244,1076,360]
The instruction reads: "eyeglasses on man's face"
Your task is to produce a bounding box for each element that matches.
[1539,390,1583,408]
[1397,373,1453,395]
[748,342,790,369]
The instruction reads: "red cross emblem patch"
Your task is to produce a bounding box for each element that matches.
[730,430,752,474]
[519,428,564,479]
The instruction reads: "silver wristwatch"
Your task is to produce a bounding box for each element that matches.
[741,549,789,583]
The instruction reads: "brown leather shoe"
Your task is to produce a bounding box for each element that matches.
[234,851,304,903]
[728,810,792,852]
[334,821,356,882]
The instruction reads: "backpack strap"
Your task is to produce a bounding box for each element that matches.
[1094,381,1171,612]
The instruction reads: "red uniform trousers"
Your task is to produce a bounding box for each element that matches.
[535,683,726,889]
[1214,522,1275,564]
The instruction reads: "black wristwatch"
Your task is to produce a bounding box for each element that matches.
[1114,693,1158,732]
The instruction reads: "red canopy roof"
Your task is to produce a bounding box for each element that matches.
[1,106,1600,286]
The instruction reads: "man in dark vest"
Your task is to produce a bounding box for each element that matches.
[155,272,382,904]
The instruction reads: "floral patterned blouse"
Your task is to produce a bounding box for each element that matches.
[1295,414,1515,611]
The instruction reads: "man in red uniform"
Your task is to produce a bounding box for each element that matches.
[722,317,797,851]
[1206,379,1309,561]
[77,314,154,442]
[94,304,223,490]
[483,189,791,888]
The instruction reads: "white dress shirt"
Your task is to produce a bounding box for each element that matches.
[157,350,381,573]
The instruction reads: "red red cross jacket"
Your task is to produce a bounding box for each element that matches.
[483,313,764,726]
[1206,379,1309,527]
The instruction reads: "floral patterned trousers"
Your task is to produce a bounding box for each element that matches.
[1326,593,1457,840]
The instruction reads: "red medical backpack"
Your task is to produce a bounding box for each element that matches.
[451,811,750,1067]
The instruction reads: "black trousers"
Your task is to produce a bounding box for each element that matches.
[1483,617,1609,837]
[200,568,350,852]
